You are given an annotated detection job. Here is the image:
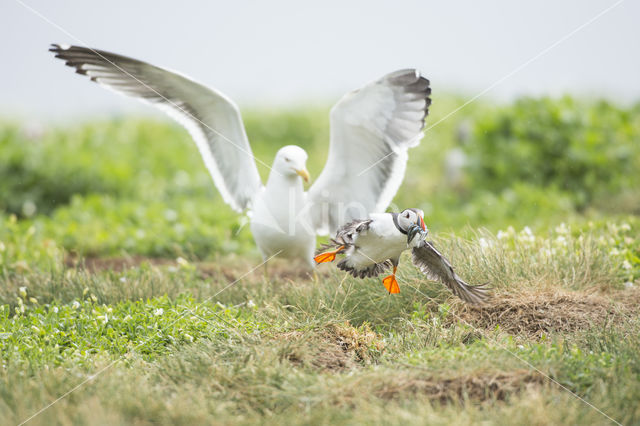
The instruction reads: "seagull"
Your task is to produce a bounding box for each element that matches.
[50,44,431,268]
[314,208,490,304]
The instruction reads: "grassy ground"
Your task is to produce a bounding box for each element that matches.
[1,97,640,424]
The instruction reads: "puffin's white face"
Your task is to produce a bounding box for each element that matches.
[397,208,426,233]
[274,145,310,183]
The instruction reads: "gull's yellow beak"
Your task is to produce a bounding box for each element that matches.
[295,168,310,183]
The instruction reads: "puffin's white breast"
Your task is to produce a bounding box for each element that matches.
[350,213,407,266]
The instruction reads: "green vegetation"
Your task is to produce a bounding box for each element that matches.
[466,97,640,209]
[0,95,639,424]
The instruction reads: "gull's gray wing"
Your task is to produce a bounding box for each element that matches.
[412,241,490,305]
[308,69,431,234]
[50,44,262,211]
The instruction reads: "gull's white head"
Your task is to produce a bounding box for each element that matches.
[273,145,310,183]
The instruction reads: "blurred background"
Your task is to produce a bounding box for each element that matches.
[1,0,639,263]
[3,0,640,117]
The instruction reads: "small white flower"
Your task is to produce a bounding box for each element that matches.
[119,277,127,283]
[517,345,524,350]
[555,223,569,235]
[620,223,631,232]
[52,306,59,313]
[184,333,194,343]
[154,308,164,316]
[622,260,632,270]
[176,257,189,267]
[18,287,27,298]
[609,248,620,256]
[497,230,509,240]
[517,228,535,245]
[247,299,256,308]
[478,238,491,251]
[554,236,567,247]
[164,209,178,222]
[72,301,80,309]
[624,281,634,289]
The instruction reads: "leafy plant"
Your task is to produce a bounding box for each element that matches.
[465,97,640,209]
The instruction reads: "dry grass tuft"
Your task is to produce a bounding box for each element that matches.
[452,290,635,338]
[326,322,385,365]
[372,370,545,403]
[280,322,385,371]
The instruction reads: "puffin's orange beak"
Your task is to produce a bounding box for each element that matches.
[419,216,426,231]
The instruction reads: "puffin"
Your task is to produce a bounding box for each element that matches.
[314,208,490,304]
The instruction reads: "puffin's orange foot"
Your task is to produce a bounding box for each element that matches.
[314,246,345,264]
[382,274,400,294]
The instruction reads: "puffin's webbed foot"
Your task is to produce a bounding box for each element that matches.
[314,245,345,264]
[382,266,400,294]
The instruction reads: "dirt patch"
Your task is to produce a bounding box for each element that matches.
[373,370,545,403]
[64,254,318,285]
[280,322,385,371]
[197,259,315,283]
[612,286,640,310]
[452,290,630,338]
[65,255,173,272]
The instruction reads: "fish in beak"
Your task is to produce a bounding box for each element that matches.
[407,224,422,245]
[407,217,428,245]
[295,168,310,183]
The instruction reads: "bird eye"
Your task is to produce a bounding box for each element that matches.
[404,212,410,218]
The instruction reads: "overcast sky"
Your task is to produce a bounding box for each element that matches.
[2,0,638,119]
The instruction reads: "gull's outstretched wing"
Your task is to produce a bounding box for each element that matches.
[412,241,490,305]
[308,69,431,233]
[50,44,262,212]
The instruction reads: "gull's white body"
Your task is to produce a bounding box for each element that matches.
[250,170,316,265]
[51,44,431,268]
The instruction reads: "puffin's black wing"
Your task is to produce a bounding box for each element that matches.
[314,218,373,264]
[334,219,373,246]
[411,241,490,305]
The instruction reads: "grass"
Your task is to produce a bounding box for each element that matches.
[2,221,639,424]
[1,97,640,424]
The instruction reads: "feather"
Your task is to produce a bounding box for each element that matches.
[50,44,262,212]
[308,69,431,234]
[411,241,490,305]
